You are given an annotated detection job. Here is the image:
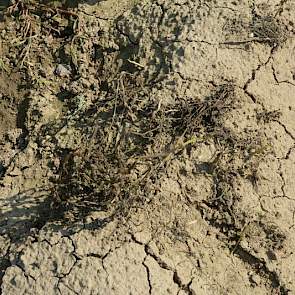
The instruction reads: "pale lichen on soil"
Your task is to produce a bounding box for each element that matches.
[0,0,295,294]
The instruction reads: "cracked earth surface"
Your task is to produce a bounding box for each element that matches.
[0,0,295,294]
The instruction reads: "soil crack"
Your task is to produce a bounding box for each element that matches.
[142,256,152,295]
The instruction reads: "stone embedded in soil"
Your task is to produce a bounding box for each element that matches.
[54,64,72,78]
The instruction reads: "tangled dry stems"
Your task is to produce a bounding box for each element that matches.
[48,75,271,224]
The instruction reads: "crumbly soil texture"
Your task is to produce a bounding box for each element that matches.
[0,0,295,294]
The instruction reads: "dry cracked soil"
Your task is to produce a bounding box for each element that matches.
[0,0,295,294]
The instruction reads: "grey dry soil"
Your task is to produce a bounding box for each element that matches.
[0,0,295,294]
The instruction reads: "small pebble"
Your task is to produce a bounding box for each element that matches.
[250,273,261,285]
[55,64,72,77]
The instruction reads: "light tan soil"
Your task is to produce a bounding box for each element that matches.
[0,0,295,294]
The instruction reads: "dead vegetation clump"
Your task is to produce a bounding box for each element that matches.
[197,129,282,252]
[48,77,274,234]
[250,15,287,45]
[224,12,288,47]
[257,109,282,123]
[2,0,79,69]
[48,79,239,221]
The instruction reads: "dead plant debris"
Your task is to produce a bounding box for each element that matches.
[46,75,271,227]
[250,15,287,45]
